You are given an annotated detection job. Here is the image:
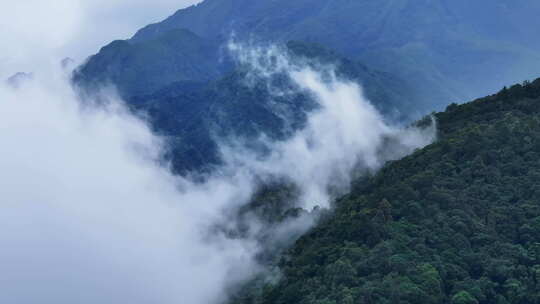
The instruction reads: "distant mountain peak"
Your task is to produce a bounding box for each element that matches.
[6,72,33,88]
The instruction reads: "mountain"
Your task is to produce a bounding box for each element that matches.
[77,0,540,113]
[67,2,540,302]
[232,78,540,304]
[6,72,33,88]
[74,28,224,97]
[126,41,418,174]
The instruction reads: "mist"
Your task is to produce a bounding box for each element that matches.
[224,43,437,209]
[0,69,259,304]
[0,42,435,303]
[0,0,201,79]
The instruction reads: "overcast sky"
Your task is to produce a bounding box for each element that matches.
[0,0,201,79]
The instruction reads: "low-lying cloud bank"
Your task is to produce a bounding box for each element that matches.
[0,68,257,304]
[0,44,435,304]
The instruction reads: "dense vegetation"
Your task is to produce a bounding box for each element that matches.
[234,78,540,304]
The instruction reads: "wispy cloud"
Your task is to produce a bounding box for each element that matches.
[224,42,436,209]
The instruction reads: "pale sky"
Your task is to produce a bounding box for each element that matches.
[0,0,201,79]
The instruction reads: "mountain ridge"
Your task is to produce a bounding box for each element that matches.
[129,0,540,105]
[93,40,420,174]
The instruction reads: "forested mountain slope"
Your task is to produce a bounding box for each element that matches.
[77,0,540,113]
[235,78,540,304]
[74,28,224,97]
[122,42,417,173]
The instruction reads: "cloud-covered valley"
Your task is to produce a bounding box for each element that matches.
[0,4,436,301]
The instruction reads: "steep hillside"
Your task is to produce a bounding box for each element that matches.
[78,0,540,112]
[234,78,540,304]
[125,42,418,174]
[74,28,223,97]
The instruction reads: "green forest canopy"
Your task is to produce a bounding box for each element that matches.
[235,78,540,304]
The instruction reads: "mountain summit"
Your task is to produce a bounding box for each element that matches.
[77,0,540,112]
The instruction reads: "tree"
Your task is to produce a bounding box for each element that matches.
[451,291,478,304]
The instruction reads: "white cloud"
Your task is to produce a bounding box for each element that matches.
[0,0,201,79]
